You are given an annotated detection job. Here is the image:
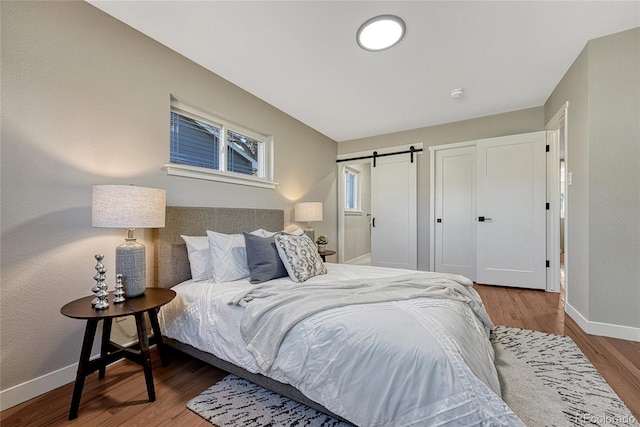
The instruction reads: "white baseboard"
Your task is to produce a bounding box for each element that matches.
[0,339,141,412]
[565,303,640,342]
[588,320,640,342]
[343,253,371,265]
[565,302,589,331]
[0,362,78,412]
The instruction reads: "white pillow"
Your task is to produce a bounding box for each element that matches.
[274,234,327,283]
[180,235,213,281]
[206,230,262,283]
[261,227,304,237]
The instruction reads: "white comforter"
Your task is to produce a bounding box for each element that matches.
[159,263,523,426]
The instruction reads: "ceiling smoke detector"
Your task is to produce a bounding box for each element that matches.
[450,88,464,98]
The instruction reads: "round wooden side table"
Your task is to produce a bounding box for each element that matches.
[318,249,336,262]
[60,288,176,420]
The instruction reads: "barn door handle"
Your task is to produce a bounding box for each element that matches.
[372,217,376,228]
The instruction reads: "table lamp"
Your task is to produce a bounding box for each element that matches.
[92,185,166,297]
[294,202,323,242]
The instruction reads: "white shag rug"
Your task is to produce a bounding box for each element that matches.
[188,326,637,426]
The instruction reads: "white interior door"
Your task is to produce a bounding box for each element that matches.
[371,155,417,270]
[476,132,547,289]
[434,146,476,279]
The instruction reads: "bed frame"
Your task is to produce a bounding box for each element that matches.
[154,206,348,423]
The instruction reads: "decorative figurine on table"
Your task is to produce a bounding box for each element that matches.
[113,273,125,304]
[91,254,104,306]
[92,254,109,310]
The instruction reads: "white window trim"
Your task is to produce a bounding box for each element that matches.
[167,99,277,189]
[164,162,277,189]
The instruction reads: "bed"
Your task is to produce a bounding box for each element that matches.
[154,206,523,426]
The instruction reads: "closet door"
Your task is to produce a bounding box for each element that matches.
[476,132,547,289]
[434,146,476,280]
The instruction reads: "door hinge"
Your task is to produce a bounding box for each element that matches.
[546,260,550,268]
[546,202,550,210]
[546,144,550,152]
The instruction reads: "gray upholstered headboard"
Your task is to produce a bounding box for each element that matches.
[154,206,284,288]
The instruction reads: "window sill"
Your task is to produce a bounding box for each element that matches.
[344,210,363,216]
[164,162,278,190]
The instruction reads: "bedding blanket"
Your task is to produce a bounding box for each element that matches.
[228,271,524,426]
[228,272,492,371]
[161,265,523,426]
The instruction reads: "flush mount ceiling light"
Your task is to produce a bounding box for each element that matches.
[357,15,406,51]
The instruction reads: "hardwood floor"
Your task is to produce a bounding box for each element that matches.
[1,348,221,427]
[2,285,639,426]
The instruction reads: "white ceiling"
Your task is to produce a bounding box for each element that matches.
[88,1,639,142]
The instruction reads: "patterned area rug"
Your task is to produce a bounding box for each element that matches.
[188,326,637,427]
[492,326,636,426]
[188,376,351,427]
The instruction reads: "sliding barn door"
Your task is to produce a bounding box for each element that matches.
[476,132,547,289]
[371,155,417,270]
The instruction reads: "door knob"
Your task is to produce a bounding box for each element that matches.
[478,216,493,222]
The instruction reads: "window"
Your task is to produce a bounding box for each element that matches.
[344,167,361,212]
[166,100,276,189]
[226,129,260,176]
[170,112,221,170]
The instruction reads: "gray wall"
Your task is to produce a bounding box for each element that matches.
[546,28,640,330]
[338,107,545,270]
[588,28,640,329]
[1,1,337,403]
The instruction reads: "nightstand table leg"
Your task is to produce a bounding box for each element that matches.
[134,312,155,402]
[69,319,99,420]
[98,318,113,379]
[147,308,170,367]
